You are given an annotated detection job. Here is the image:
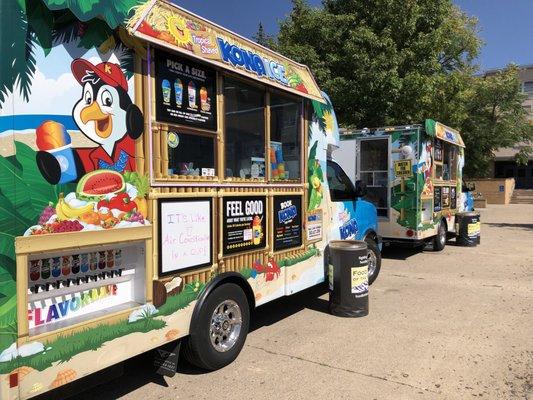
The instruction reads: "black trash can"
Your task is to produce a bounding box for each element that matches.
[328,240,369,317]
[455,212,481,246]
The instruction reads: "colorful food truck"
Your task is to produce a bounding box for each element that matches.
[0,1,381,398]
[336,120,472,250]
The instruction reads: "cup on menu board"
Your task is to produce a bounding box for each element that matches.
[175,79,183,107]
[188,81,197,109]
[200,87,208,111]
[162,79,171,104]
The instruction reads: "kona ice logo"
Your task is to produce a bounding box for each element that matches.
[217,38,288,86]
[340,219,358,240]
[28,284,118,327]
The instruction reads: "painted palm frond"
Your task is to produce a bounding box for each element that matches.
[42,0,144,29]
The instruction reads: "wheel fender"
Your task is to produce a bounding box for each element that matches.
[188,272,255,335]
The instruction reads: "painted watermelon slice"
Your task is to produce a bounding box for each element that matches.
[76,170,125,197]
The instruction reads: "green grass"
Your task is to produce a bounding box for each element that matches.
[0,315,166,374]
[158,282,204,316]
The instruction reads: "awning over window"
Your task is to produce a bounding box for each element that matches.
[126,0,325,103]
[425,119,465,148]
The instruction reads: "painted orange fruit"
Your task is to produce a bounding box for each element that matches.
[165,329,180,341]
[49,369,77,389]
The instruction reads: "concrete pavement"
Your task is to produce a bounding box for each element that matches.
[72,204,532,400]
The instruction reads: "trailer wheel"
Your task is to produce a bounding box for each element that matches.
[183,283,249,371]
[432,220,447,252]
[365,238,381,285]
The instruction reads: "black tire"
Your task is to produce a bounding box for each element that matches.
[365,238,381,285]
[183,283,249,371]
[432,220,447,252]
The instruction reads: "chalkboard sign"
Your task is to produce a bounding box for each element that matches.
[273,195,302,251]
[450,187,457,209]
[434,187,442,212]
[223,196,266,255]
[158,198,212,275]
[155,49,217,130]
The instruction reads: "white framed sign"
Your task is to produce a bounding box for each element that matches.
[158,198,213,275]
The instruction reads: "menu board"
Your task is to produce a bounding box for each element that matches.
[450,187,457,209]
[158,199,212,275]
[273,196,302,251]
[155,49,217,130]
[434,187,442,212]
[442,187,450,208]
[223,196,266,255]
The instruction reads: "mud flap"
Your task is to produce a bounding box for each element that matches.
[154,340,181,377]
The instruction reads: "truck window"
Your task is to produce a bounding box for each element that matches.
[269,91,302,182]
[224,78,266,179]
[327,160,356,201]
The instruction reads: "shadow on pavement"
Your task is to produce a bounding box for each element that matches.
[44,284,330,399]
[381,245,424,260]
[484,222,533,231]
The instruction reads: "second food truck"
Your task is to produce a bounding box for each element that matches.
[0,1,381,398]
[336,120,474,250]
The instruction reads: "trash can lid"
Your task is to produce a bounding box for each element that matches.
[329,240,367,251]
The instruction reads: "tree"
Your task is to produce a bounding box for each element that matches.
[253,22,277,50]
[273,0,532,178]
[276,0,481,128]
[461,66,533,177]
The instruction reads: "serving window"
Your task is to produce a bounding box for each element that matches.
[167,130,216,177]
[269,93,302,182]
[224,78,266,180]
[434,139,458,182]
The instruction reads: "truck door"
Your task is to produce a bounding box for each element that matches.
[356,137,390,218]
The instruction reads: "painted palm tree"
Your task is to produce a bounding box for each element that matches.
[0,0,143,104]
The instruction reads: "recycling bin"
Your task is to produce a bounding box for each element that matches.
[328,240,369,317]
[455,212,481,246]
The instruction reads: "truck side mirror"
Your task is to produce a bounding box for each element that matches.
[355,180,367,198]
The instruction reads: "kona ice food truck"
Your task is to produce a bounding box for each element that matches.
[336,120,474,250]
[0,1,381,398]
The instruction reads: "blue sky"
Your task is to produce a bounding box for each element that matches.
[173,0,532,71]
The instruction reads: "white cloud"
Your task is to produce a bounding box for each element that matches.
[0,67,81,116]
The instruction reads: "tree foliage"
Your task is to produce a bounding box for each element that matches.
[257,0,533,177]
[462,66,533,176]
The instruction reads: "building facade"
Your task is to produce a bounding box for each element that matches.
[487,65,533,189]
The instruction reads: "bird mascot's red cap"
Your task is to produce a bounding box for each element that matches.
[71,59,128,92]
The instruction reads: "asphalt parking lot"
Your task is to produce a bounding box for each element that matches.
[70,204,532,400]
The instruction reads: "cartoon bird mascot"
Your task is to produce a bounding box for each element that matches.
[36,59,144,184]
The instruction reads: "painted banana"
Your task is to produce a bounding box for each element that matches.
[56,193,94,221]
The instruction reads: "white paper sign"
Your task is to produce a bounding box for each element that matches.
[160,200,212,274]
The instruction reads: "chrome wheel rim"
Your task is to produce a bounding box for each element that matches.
[210,300,242,353]
[367,249,377,278]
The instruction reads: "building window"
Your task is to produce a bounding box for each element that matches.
[167,131,216,177]
[523,81,533,99]
[269,92,301,181]
[224,78,266,179]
